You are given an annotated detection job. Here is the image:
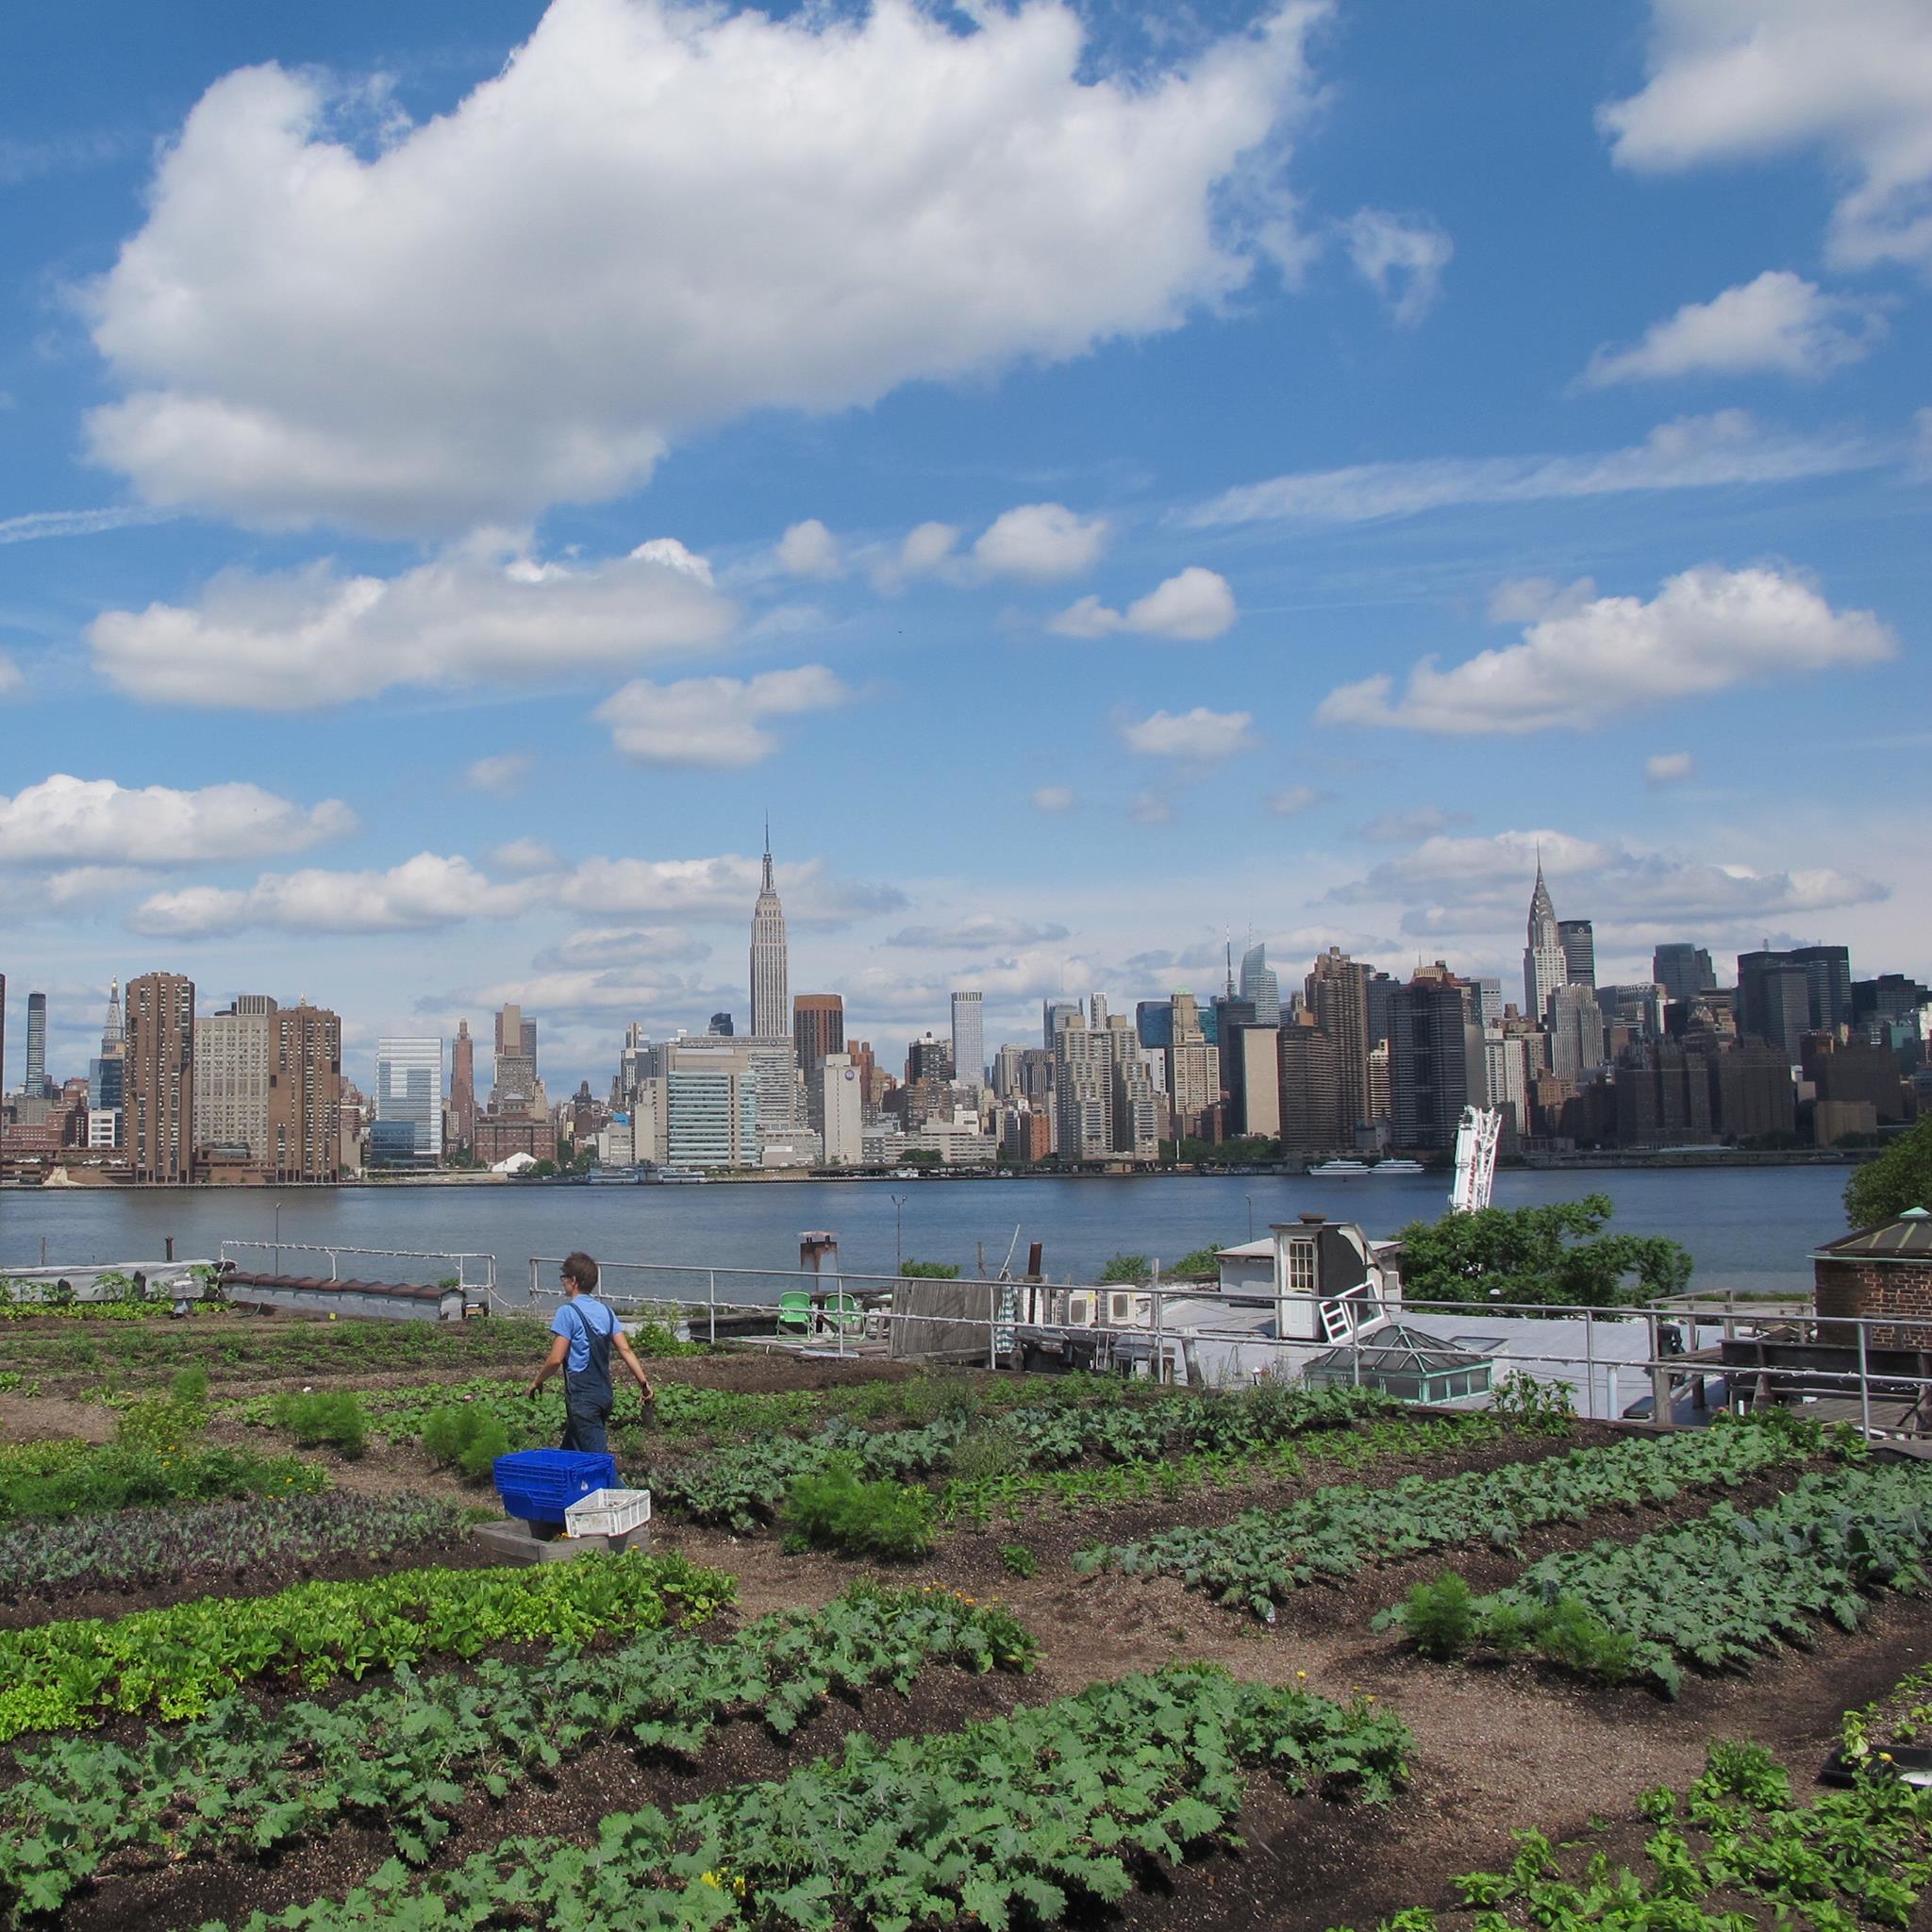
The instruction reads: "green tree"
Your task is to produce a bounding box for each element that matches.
[1099,1253,1151,1282]
[1169,1245,1224,1279]
[1844,1118,1932,1227]
[1396,1193,1692,1312]
[898,1259,960,1278]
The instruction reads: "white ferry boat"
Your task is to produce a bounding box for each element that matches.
[1306,1158,1372,1177]
[653,1167,708,1184]
[1371,1158,1425,1175]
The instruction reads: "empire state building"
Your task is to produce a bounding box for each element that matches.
[748,825,790,1041]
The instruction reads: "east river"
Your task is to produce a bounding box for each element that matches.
[0,1165,1853,1304]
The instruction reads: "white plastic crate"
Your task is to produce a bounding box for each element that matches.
[564,1487,652,1539]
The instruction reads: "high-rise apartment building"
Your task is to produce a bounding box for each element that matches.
[1388,965,1475,1151]
[1278,1013,1346,1154]
[270,1003,342,1181]
[819,1052,865,1164]
[792,993,844,1075]
[950,991,985,1091]
[1042,1000,1080,1048]
[376,1037,444,1160]
[127,971,195,1183]
[450,1021,475,1148]
[905,1030,954,1084]
[1051,1007,1113,1161]
[1239,942,1281,1027]
[1305,946,1372,1136]
[1524,860,1566,1022]
[1107,1019,1161,1160]
[194,998,276,1156]
[748,828,790,1041]
[1557,919,1596,989]
[1166,991,1221,1141]
[23,991,48,1098]
[491,1003,541,1115]
[1653,943,1716,1004]
[991,1042,1026,1097]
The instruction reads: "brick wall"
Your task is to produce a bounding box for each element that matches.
[1815,1256,1932,1350]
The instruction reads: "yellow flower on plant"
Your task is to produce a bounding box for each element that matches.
[699,1872,722,1890]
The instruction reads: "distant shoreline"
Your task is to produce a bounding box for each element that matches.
[11,1145,1871,1191]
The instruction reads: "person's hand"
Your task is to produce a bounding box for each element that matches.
[525,1379,542,1398]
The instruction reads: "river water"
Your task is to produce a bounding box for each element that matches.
[0,1166,1852,1303]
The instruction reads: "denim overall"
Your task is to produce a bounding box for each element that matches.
[558,1297,616,1456]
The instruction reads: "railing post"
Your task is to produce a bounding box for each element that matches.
[708,1271,717,1345]
[1151,1281,1165,1385]
[1647,1311,1674,1429]
[1584,1313,1597,1421]
[528,1257,540,1307]
[1857,1318,1872,1440]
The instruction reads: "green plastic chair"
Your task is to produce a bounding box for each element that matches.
[824,1291,863,1335]
[776,1291,812,1333]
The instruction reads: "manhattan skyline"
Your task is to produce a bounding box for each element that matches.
[2,0,1927,1094]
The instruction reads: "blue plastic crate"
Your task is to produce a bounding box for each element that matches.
[493,1448,618,1524]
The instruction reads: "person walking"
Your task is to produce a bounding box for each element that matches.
[526,1251,656,1456]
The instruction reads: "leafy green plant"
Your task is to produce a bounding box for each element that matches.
[1392,1573,1476,1659]
[0,1580,1032,1912]
[270,1390,369,1458]
[0,1548,733,1739]
[1488,1369,1577,1433]
[897,1258,960,1277]
[0,1439,325,1524]
[779,1459,937,1559]
[999,1541,1039,1578]
[1083,1410,1823,1618]
[203,1664,1411,1932]
[421,1403,512,1478]
[1415,1459,1932,1696]
[1099,1253,1151,1282]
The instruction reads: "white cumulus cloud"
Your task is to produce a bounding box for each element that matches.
[594,664,852,767]
[971,502,1110,583]
[1342,208,1453,325]
[1600,0,1932,276]
[1120,706,1257,760]
[1317,564,1895,735]
[90,535,734,708]
[83,0,1327,532]
[1645,751,1696,786]
[1030,785,1075,813]
[1267,785,1324,815]
[464,752,535,797]
[0,653,22,696]
[1582,272,1889,387]
[775,520,843,581]
[1051,567,1236,641]
[0,773,354,866]
[131,853,529,937]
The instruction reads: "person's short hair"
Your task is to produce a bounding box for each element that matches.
[561,1250,599,1293]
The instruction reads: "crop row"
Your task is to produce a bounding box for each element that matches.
[0,1580,1032,1918]
[211,1662,1411,1932]
[1390,1457,1932,1697]
[0,1548,733,1740]
[1078,1409,1827,1616]
[1340,1736,1931,1931]
[0,1490,473,1600]
[939,1412,1499,1525]
[0,1438,325,1524]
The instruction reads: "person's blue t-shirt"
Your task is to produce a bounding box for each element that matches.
[551,1295,618,1373]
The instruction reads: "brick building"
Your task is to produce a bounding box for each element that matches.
[1813,1208,1932,1350]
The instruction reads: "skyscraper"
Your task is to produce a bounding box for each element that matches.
[1652,943,1716,1004]
[376,1037,444,1159]
[270,1003,342,1181]
[1042,1000,1080,1047]
[1239,941,1281,1026]
[450,1020,475,1148]
[950,990,985,1091]
[1737,952,1815,1059]
[1523,858,1565,1022]
[23,991,48,1098]
[1557,919,1595,989]
[1389,965,1475,1152]
[1547,982,1607,1085]
[1305,946,1373,1135]
[793,993,845,1075]
[127,971,195,1183]
[491,1003,540,1115]
[194,997,276,1156]
[748,825,790,1042]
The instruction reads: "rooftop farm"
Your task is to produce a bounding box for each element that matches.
[1,1301,1928,1930]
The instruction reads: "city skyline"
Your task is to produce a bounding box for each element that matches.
[2,2,1927,1094]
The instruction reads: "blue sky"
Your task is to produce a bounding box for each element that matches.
[3,0,1928,1093]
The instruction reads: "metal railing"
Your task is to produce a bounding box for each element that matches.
[220,1241,496,1300]
[516,1255,1932,1437]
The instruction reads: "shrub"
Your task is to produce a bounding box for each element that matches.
[998,1542,1039,1579]
[1099,1253,1151,1283]
[1391,1572,1476,1658]
[779,1459,936,1560]
[950,1421,1025,1483]
[422,1405,512,1479]
[898,1259,960,1278]
[271,1391,369,1459]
